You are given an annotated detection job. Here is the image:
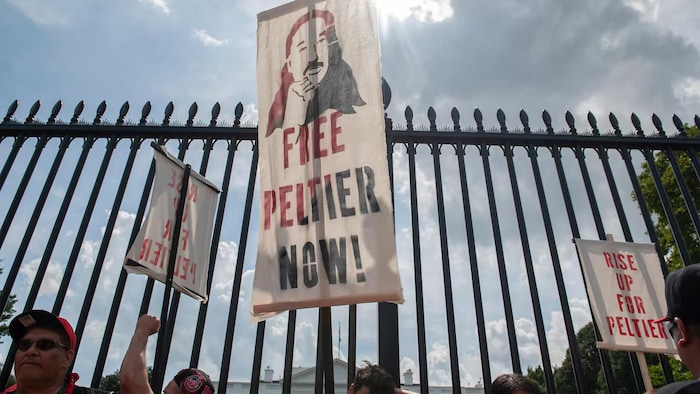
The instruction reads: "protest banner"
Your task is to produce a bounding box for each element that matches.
[124,144,220,303]
[252,0,403,320]
[574,238,676,354]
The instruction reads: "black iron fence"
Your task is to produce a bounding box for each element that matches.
[1,92,699,394]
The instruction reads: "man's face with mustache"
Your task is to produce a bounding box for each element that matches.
[287,16,330,84]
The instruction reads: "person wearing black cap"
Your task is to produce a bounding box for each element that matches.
[650,264,700,393]
[119,314,214,394]
[3,309,110,394]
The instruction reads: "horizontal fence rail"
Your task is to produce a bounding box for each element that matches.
[1,95,699,394]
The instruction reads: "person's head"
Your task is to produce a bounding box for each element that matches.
[490,374,540,394]
[349,361,396,394]
[285,9,338,83]
[655,264,700,378]
[9,310,77,390]
[163,368,215,394]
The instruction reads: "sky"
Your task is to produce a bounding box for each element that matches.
[1,0,700,389]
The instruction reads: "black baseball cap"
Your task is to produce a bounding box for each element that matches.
[654,264,700,325]
[9,309,77,351]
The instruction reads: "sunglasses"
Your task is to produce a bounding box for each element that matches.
[17,338,69,352]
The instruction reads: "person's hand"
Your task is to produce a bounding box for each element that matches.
[134,314,160,338]
[290,76,317,103]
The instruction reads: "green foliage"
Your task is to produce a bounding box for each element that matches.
[100,367,153,392]
[525,365,547,394]
[0,264,17,343]
[635,126,700,272]
[648,356,694,388]
[99,370,121,392]
[553,323,693,392]
[553,323,603,393]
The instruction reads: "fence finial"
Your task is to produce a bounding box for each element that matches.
[117,101,130,125]
[565,111,576,135]
[587,112,599,135]
[428,107,437,131]
[672,114,685,136]
[542,110,553,134]
[93,101,107,125]
[234,102,243,128]
[48,101,62,124]
[382,77,391,111]
[631,113,644,136]
[26,100,40,124]
[210,102,221,127]
[651,113,665,136]
[474,108,484,132]
[140,102,152,125]
[3,100,18,124]
[451,107,460,131]
[519,109,530,134]
[163,102,174,126]
[496,109,507,133]
[609,112,621,135]
[404,106,413,131]
[187,102,198,126]
[71,101,85,125]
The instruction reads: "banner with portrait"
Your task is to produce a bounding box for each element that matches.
[252,0,403,320]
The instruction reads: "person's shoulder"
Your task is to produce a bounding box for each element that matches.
[72,386,114,394]
[655,380,700,393]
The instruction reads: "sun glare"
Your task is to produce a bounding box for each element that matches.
[376,0,454,23]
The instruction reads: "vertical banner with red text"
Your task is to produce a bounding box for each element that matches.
[574,238,676,353]
[252,0,403,320]
[124,145,220,303]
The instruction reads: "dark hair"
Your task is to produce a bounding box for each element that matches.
[490,374,540,394]
[352,361,396,394]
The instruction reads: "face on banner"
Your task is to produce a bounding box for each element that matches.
[264,8,366,137]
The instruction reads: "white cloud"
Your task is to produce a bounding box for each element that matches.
[138,0,170,14]
[193,29,229,47]
[19,258,66,297]
[674,77,700,106]
[378,0,454,23]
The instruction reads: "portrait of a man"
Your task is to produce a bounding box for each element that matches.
[265,9,365,137]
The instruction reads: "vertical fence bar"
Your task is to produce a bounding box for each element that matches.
[455,135,491,393]
[0,135,48,250]
[528,143,586,394]
[191,138,238,367]
[0,135,27,193]
[405,107,430,393]
[92,133,166,385]
[504,143,555,393]
[250,322,267,394]
[480,141,521,373]
[550,143,616,393]
[282,310,297,394]
[15,136,72,310]
[428,108,461,392]
[217,142,258,393]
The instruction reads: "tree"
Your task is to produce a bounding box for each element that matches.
[100,367,153,392]
[635,126,700,272]
[0,264,17,342]
[100,369,121,392]
[553,322,603,393]
[525,365,546,394]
